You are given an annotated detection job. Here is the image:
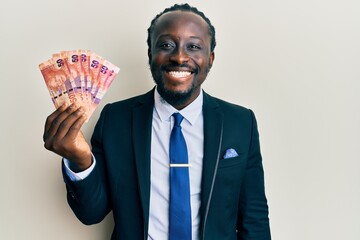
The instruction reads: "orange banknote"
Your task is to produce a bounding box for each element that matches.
[39,50,120,120]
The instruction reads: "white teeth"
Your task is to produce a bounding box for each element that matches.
[168,71,191,78]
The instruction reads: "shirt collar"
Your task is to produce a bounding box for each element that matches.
[154,87,203,126]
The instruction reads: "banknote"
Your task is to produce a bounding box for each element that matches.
[89,53,104,102]
[93,61,120,105]
[52,52,85,106]
[89,61,120,116]
[40,59,72,107]
[80,50,92,106]
[39,50,120,120]
[63,50,84,99]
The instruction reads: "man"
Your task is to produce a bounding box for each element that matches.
[43,4,271,240]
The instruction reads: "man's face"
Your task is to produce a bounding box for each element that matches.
[149,11,214,109]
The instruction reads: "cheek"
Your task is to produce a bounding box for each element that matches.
[150,55,163,72]
[192,52,210,69]
[152,50,168,63]
[196,59,210,74]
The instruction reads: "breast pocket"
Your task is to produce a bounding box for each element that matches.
[218,154,246,169]
[216,154,247,189]
[210,154,247,217]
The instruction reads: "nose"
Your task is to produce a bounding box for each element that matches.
[169,47,189,64]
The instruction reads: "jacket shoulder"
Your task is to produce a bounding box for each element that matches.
[100,89,154,114]
[203,92,253,117]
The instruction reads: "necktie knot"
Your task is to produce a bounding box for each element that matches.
[172,112,184,127]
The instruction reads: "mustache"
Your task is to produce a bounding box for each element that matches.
[160,63,199,74]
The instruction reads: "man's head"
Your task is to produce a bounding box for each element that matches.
[147,4,216,109]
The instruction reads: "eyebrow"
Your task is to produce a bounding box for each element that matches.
[189,36,203,41]
[156,34,204,42]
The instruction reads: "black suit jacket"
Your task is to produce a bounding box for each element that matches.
[64,89,271,239]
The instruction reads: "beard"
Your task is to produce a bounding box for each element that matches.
[156,80,196,107]
[150,63,200,107]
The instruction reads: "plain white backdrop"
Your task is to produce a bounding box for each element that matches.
[0,0,359,239]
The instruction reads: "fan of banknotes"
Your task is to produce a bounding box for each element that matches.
[39,50,120,119]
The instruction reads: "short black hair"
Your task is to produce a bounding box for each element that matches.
[147,3,216,53]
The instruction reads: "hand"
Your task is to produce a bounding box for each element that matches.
[43,103,92,171]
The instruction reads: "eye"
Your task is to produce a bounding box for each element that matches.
[158,42,175,50]
[188,44,201,50]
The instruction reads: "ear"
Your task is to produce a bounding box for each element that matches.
[148,48,152,65]
[209,51,215,68]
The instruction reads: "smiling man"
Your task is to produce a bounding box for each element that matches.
[43,3,271,240]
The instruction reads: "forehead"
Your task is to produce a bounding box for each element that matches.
[152,11,210,42]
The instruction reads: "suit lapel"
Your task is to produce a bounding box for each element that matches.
[200,92,224,235]
[132,89,154,236]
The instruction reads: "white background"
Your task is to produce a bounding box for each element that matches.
[0,0,359,239]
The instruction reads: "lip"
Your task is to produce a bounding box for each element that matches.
[161,63,197,73]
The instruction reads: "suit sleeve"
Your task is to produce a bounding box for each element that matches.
[62,104,112,225]
[237,110,271,239]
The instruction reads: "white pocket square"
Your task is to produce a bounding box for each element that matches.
[223,148,239,159]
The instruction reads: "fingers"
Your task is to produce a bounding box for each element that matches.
[65,110,88,140]
[43,103,87,152]
[45,103,78,140]
[55,105,86,140]
[44,103,68,140]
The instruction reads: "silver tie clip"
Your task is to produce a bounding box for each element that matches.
[169,163,192,168]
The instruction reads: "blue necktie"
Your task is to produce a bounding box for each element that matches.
[169,113,192,240]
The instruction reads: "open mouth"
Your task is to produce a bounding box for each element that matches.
[161,64,197,80]
[167,71,192,78]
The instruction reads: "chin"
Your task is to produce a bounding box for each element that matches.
[157,81,195,107]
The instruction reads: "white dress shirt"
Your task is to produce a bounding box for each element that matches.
[64,89,204,240]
